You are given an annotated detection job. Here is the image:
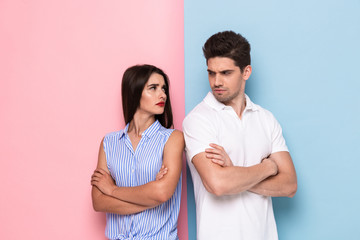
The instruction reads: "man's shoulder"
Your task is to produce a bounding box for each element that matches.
[183,100,217,127]
[258,105,278,122]
[247,97,277,120]
[248,102,282,132]
[255,104,274,116]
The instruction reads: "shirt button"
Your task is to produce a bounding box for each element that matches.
[132,169,135,173]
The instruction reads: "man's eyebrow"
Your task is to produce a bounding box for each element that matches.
[207,69,234,73]
[220,70,234,73]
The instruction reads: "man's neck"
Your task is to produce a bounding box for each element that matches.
[224,92,246,119]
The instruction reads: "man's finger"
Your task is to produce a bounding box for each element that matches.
[211,159,224,166]
[209,143,224,150]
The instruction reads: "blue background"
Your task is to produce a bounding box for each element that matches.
[184,0,360,239]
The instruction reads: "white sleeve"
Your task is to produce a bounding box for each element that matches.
[270,115,289,153]
[182,111,218,162]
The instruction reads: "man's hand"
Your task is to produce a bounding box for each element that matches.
[249,152,296,197]
[261,157,278,176]
[91,168,117,196]
[155,165,168,180]
[205,143,233,167]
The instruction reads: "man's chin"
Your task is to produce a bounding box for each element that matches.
[213,94,228,103]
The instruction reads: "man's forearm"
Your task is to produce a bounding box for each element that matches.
[224,159,278,195]
[200,158,278,196]
[248,152,297,197]
[248,172,297,197]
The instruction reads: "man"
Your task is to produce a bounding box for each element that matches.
[182,31,297,240]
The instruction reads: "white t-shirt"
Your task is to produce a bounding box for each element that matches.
[183,92,289,240]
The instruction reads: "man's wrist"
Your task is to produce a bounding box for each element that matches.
[262,158,278,176]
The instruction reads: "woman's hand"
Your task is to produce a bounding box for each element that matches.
[91,168,117,196]
[205,143,233,167]
[156,165,168,180]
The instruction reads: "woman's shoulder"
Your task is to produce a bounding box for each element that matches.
[169,129,183,138]
[156,125,182,141]
[157,124,173,135]
[103,129,125,142]
[166,129,184,147]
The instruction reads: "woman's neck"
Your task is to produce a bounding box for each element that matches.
[128,112,155,137]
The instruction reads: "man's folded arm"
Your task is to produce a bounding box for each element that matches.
[248,151,297,197]
[191,152,278,196]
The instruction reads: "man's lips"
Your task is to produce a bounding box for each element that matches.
[156,102,165,107]
[213,89,226,93]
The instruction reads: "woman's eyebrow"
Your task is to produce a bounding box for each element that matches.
[147,83,159,87]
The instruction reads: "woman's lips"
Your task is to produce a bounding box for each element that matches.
[156,102,165,107]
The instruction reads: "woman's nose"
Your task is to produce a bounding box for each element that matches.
[159,90,166,100]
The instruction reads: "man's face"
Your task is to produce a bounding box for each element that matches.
[207,57,248,104]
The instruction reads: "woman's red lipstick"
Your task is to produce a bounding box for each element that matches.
[156,102,165,107]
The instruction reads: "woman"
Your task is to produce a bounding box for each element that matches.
[91,64,183,239]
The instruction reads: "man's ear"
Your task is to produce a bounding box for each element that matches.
[242,65,252,81]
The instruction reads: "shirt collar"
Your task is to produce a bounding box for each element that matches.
[204,91,259,112]
[244,94,259,112]
[119,120,161,140]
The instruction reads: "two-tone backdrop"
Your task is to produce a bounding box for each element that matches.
[1,0,359,239]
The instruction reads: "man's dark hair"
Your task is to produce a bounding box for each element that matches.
[203,31,251,71]
[121,64,173,128]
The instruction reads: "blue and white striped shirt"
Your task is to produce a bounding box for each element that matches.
[103,120,182,240]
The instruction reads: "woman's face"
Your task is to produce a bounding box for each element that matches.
[138,73,167,117]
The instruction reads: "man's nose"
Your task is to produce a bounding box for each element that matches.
[214,75,223,86]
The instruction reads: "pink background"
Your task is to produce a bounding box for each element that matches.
[0,0,187,239]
